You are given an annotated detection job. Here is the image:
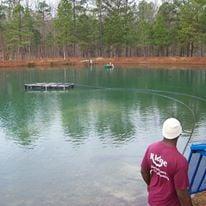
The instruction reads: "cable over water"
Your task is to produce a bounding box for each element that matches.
[75,83,206,103]
[74,83,199,154]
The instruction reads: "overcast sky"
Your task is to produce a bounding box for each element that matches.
[0,0,162,13]
[24,0,162,9]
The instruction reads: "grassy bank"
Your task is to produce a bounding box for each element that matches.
[1,57,206,68]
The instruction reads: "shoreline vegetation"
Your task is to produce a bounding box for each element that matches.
[1,0,206,60]
[1,57,206,69]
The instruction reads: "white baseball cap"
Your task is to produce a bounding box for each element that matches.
[162,118,182,139]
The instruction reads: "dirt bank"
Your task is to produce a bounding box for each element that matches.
[1,57,206,68]
[192,191,206,206]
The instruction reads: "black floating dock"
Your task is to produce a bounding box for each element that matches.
[24,83,74,91]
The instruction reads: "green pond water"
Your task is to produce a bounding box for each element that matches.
[0,67,206,206]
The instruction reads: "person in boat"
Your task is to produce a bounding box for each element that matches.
[141,118,193,206]
[108,62,114,69]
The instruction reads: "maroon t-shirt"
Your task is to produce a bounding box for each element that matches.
[141,141,189,206]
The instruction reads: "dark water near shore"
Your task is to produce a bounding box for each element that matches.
[0,67,206,206]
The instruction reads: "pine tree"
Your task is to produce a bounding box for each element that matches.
[0,4,6,59]
[136,0,155,56]
[5,3,25,59]
[76,13,98,57]
[152,2,178,56]
[21,7,35,58]
[36,0,51,57]
[54,0,73,59]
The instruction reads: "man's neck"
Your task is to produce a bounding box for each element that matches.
[162,138,178,147]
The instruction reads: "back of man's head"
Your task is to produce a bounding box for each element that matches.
[162,118,182,140]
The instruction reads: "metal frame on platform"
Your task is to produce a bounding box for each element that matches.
[188,143,206,194]
[24,83,74,91]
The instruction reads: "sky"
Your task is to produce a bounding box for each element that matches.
[22,0,162,10]
[0,0,162,13]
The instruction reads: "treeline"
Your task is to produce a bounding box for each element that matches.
[0,0,206,60]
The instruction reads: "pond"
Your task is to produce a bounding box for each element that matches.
[0,66,206,206]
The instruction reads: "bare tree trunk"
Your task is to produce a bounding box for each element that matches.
[0,33,4,60]
[73,0,76,56]
[166,46,169,56]
[186,43,190,57]
[97,0,103,56]
[63,46,66,60]
[190,42,194,57]
[179,47,183,57]
[201,43,204,57]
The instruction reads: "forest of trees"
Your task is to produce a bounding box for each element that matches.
[0,0,206,60]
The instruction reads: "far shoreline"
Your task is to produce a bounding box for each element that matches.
[1,57,206,69]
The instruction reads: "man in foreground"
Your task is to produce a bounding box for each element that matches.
[141,118,193,206]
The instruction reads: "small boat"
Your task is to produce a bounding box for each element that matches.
[104,63,114,69]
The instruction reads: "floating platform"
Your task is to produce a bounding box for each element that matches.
[24,83,74,91]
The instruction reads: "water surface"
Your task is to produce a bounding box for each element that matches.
[0,67,206,206]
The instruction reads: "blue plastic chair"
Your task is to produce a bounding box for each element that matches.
[188,143,206,194]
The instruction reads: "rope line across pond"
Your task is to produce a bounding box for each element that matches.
[74,83,201,154]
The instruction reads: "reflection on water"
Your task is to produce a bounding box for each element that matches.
[0,67,206,206]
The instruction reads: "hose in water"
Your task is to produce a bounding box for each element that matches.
[74,83,199,154]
